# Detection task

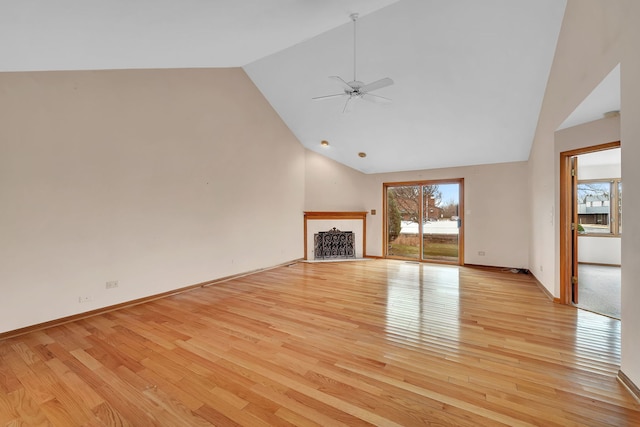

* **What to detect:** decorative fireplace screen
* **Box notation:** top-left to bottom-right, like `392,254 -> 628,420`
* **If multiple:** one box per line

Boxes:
314,228 -> 356,260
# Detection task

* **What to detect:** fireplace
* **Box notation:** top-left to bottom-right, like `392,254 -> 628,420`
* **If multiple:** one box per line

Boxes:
303,211 -> 367,260
314,228 -> 356,260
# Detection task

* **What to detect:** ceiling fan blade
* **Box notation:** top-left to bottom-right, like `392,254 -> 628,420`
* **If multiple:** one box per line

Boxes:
330,76 -> 354,91
343,97 -> 355,114
360,77 -> 394,93
312,93 -> 346,100
362,93 -> 392,103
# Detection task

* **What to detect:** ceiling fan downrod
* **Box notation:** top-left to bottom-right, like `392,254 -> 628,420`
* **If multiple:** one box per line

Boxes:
351,13 -> 358,83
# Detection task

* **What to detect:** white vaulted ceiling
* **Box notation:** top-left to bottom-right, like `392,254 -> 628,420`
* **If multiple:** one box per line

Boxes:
0,0 -> 590,174
0,0 -> 399,71
245,0 -> 567,173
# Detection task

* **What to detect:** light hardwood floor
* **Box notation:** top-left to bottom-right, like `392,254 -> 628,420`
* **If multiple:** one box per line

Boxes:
1,260 -> 638,426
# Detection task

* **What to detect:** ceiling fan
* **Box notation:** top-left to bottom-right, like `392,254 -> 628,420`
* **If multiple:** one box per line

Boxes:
313,13 -> 394,113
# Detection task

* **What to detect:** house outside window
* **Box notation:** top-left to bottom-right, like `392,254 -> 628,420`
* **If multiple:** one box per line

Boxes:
577,179 -> 622,235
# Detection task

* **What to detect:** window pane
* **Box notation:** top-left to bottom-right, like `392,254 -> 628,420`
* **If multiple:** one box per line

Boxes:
423,183 -> 459,262
387,186 -> 420,258
577,181 -> 611,234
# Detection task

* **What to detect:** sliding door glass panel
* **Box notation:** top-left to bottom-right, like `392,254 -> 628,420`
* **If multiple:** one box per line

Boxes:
387,185 -> 420,259
422,183 -> 459,262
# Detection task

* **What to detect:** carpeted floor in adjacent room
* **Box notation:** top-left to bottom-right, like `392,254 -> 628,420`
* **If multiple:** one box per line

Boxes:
577,263 -> 621,319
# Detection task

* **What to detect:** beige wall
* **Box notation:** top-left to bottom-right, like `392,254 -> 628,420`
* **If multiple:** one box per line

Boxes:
529,0 -> 640,385
554,116 -> 621,266
304,149 -> 369,212
0,68 -> 305,333
305,150 -> 529,268
529,1 -> 622,294
620,0 -> 640,385
530,5 -> 615,295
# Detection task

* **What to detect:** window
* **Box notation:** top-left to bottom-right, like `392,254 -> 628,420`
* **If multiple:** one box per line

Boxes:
577,179 -> 622,236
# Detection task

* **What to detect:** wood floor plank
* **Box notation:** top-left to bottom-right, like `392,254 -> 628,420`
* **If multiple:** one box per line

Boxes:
45,357 -> 105,410
1,260 -> 639,425
92,400 -> 131,427
251,383 -> 361,427
7,387 -> 51,426
0,389 -> 19,425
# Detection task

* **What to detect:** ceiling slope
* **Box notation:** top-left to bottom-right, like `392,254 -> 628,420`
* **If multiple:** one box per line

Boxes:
245,0 -> 567,173
0,0 -> 398,71
1,0 -> 572,174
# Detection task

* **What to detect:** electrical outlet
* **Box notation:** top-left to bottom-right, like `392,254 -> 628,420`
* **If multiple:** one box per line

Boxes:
106,280 -> 118,289
478,251 -> 485,256
78,296 -> 92,303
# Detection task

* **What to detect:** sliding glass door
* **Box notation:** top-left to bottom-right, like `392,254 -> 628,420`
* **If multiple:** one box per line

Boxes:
386,185 -> 421,259
385,180 -> 463,264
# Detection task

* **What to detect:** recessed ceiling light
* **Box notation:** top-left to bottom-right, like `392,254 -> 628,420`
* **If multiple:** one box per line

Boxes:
358,152 -> 367,158
320,140 -> 330,147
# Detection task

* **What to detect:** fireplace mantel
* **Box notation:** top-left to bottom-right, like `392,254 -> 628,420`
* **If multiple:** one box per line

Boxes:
303,211 -> 367,260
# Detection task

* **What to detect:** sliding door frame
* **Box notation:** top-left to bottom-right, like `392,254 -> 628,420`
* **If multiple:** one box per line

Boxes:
383,178 -> 464,266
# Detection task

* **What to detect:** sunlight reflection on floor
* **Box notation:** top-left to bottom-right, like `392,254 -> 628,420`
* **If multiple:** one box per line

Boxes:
385,262 -> 461,344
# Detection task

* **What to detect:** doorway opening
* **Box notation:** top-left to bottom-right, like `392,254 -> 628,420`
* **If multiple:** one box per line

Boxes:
384,179 -> 464,265
560,142 -> 621,318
